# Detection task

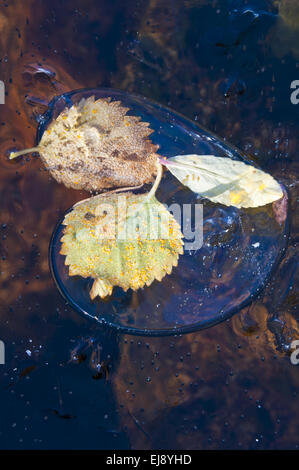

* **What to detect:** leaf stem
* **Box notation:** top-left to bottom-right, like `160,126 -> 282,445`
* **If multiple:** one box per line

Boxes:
145,159 -> 163,201
9,147 -> 40,160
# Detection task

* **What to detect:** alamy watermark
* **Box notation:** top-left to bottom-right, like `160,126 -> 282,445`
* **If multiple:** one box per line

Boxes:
89,198 -> 203,251
290,80 -> 299,104
290,340 -> 299,365
0,340 -> 5,365
0,80 -> 4,104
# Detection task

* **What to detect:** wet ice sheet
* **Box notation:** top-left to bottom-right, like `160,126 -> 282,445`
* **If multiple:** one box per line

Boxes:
48,89 -> 288,334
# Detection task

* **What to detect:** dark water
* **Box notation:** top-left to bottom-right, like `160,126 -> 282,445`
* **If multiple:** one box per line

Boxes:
0,0 -> 298,449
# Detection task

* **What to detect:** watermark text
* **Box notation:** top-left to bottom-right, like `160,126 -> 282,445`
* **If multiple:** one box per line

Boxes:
0,340 -> 5,365
0,80 -> 4,104
290,340 -> 299,365
89,197 -> 203,251
290,80 -> 299,104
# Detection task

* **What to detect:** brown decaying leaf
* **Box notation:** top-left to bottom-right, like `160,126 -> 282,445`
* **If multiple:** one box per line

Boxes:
10,96 -> 159,192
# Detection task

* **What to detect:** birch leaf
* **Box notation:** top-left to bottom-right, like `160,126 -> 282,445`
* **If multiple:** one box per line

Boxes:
9,96 -> 159,192
160,154 -> 283,208
60,191 -> 184,300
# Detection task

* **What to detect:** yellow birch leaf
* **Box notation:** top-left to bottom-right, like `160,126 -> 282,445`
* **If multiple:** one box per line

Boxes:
60,191 -> 184,300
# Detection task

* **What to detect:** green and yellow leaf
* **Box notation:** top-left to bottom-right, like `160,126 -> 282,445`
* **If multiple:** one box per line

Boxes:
60,191 -> 184,300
